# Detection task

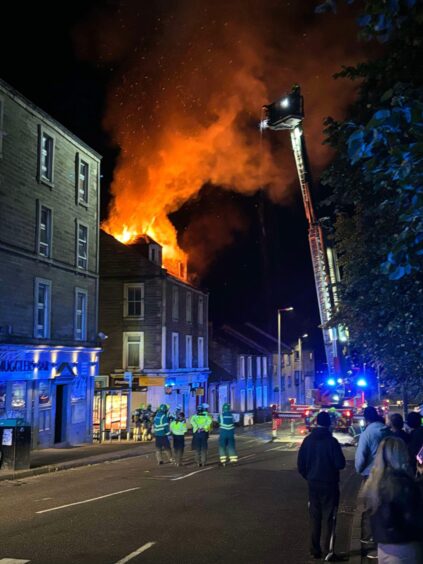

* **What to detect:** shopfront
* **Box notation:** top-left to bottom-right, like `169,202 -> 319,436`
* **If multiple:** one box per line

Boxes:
0,345 -> 100,448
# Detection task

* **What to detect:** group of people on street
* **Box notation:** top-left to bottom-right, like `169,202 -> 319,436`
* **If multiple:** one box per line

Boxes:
152,402 -> 238,468
298,405 -> 423,562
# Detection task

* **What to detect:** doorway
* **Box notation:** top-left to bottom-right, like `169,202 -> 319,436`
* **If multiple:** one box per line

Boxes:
54,384 -> 67,444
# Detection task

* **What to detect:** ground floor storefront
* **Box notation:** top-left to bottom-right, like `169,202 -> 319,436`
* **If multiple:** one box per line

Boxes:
0,344 -> 100,448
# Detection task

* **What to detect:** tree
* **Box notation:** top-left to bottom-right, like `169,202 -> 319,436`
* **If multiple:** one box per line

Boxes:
317,0 -> 423,402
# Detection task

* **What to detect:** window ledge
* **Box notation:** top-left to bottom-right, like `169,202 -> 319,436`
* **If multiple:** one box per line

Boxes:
39,177 -> 54,189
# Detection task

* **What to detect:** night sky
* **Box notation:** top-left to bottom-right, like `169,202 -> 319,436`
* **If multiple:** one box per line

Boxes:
1,1 -> 371,368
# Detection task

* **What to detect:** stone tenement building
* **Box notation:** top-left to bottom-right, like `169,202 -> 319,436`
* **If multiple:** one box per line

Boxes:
0,79 -> 101,448
99,231 -> 209,418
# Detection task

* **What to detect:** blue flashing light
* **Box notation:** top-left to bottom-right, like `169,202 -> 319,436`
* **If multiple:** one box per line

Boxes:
327,378 -> 336,386
357,378 -> 367,387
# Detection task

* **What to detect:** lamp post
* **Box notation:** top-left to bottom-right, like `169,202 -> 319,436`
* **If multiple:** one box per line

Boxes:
298,333 -> 308,404
278,307 -> 294,409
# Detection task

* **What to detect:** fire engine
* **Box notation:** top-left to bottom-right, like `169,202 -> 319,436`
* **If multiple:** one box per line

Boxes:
304,405 -> 355,433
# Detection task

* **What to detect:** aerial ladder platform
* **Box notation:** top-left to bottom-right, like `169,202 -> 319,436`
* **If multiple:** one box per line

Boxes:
262,86 -> 347,376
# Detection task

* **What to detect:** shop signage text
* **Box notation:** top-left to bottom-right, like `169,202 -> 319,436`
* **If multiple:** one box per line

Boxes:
0,360 -> 50,373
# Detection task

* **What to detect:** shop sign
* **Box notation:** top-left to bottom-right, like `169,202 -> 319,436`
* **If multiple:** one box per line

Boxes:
0,359 -> 50,373
138,376 -> 165,387
196,387 -> 205,396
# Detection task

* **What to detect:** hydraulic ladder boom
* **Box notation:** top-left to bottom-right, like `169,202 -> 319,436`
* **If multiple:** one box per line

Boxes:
263,86 -> 340,376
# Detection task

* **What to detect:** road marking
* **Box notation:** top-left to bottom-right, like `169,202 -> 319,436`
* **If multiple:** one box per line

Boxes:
238,454 -> 256,460
0,559 -> 30,563
35,487 -> 140,514
114,542 -> 156,563
171,466 -> 214,481
265,446 -> 283,451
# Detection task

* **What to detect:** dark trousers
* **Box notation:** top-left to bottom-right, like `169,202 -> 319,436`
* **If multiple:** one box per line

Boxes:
308,482 -> 339,555
155,435 -> 172,463
173,435 -> 185,465
192,431 -> 208,465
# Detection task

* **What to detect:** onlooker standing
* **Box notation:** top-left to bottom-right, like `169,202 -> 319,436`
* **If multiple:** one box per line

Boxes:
170,411 -> 187,467
406,412 -> 423,475
355,406 -> 391,544
363,436 -> 423,563
297,411 -> 346,560
389,413 -> 410,444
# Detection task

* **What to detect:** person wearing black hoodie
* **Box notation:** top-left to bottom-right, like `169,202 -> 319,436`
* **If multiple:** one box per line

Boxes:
297,411 -> 346,559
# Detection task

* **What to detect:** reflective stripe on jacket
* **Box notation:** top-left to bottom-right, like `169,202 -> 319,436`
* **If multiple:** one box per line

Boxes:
191,414 -> 212,433
170,420 -> 187,435
153,413 -> 170,436
219,412 -> 235,431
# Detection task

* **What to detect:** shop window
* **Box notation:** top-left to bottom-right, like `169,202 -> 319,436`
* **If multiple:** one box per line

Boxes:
263,385 -> 268,407
262,357 -> 268,377
0,381 -> 6,417
124,284 -> 144,318
256,386 -> 262,407
39,409 -> 51,431
39,381 -> 51,406
11,381 -> 26,411
247,388 -> 254,410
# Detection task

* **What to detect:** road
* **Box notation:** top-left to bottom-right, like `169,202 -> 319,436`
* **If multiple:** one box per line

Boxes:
0,430 -> 360,564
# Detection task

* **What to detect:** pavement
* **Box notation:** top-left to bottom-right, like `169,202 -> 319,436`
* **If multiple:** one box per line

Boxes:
0,424 -> 363,563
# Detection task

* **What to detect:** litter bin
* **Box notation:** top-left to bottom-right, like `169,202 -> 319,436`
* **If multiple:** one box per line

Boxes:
0,419 -> 31,471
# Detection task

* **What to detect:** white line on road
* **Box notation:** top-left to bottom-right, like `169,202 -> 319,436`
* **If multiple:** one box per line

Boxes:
35,487 -> 140,514
171,466 -> 214,481
114,542 -> 156,564
265,446 -> 284,451
0,559 -> 30,563
238,454 -> 256,460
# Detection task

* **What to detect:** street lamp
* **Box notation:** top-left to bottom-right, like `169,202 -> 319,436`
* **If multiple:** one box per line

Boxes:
277,307 -> 294,409
298,333 -> 308,404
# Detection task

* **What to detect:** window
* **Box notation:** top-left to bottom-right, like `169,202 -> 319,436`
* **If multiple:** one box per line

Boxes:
124,284 -> 144,318
186,291 -> 192,323
262,357 -> 268,378
247,356 -> 252,378
256,357 -> 261,379
0,97 -> 4,156
75,288 -> 88,341
185,335 -> 192,369
288,375 -> 292,388
239,356 -> 246,379
39,409 -> 51,432
295,350 -> 300,361
149,244 -> 162,266
247,388 -> 254,410
39,129 -> 54,183
77,222 -> 88,269
34,278 -> 51,338
198,295 -> 204,325
197,337 -> 204,368
263,385 -> 268,407
123,332 -> 144,369
294,370 -> 300,387
78,158 -> 89,204
240,389 -> 246,411
38,204 -> 52,257
172,332 -> 179,369
172,286 -> 179,321
256,386 -> 263,407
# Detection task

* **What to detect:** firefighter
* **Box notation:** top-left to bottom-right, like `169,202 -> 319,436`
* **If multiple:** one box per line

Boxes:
153,404 -> 173,465
170,411 -> 187,466
190,404 -> 213,467
218,403 -> 238,466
